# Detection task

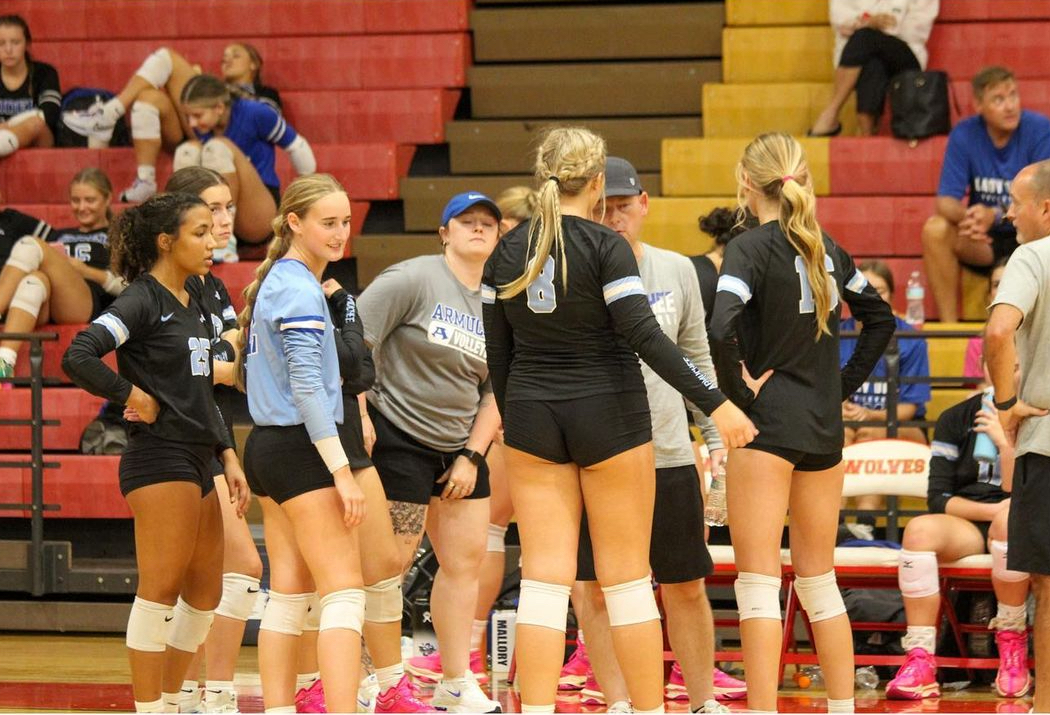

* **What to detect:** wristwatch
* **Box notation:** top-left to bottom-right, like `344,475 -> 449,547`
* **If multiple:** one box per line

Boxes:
458,448 -> 484,467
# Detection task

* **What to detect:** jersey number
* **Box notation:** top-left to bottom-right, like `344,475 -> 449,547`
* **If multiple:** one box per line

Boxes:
66,243 -> 91,262
188,337 -> 211,377
793,255 -> 839,314
526,256 -> 557,314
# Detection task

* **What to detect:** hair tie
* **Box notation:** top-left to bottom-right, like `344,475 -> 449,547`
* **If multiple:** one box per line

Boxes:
548,175 -> 560,185
781,175 -> 795,184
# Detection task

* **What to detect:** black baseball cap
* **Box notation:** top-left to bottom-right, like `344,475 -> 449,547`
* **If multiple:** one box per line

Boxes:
604,156 -> 644,197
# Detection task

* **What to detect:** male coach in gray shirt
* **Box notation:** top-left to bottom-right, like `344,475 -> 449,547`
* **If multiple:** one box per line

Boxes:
986,159 -> 1050,712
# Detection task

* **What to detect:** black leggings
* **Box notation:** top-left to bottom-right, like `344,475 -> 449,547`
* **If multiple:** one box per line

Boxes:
839,28 -> 921,117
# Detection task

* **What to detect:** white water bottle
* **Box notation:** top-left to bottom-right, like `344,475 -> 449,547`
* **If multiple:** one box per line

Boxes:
704,460 -> 728,527
905,271 -> 925,328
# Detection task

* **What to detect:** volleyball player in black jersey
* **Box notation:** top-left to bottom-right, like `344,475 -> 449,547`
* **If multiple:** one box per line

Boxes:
483,126 -> 757,713
62,193 -> 249,714
709,133 -> 895,713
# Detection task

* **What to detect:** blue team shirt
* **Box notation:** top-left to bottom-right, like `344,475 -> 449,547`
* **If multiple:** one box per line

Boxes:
840,316 -> 930,418
245,259 -> 343,439
195,98 -> 297,190
938,110 -> 1050,210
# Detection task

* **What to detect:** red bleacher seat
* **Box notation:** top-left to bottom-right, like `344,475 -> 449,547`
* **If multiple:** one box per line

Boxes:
818,196 -> 932,257
829,137 -> 947,196
938,1 -> 1050,23
927,22 -> 1050,80
9,323 -> 115,382
0,388 -> 106,451
0,454 -> 125,519
32,34 -> 468,92
9,0 -> 469,40
282,89 -> 461,145
275,144 -> 414,201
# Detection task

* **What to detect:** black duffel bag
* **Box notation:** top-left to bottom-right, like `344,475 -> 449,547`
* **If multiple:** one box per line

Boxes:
889,70 -> 951,141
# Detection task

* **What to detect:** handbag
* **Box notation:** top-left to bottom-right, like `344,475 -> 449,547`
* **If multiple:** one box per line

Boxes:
889,70 -> 951,141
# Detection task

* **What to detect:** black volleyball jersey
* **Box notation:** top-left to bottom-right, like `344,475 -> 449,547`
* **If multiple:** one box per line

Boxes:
482,215 -> 726,416
62,274 -> 232,452
186,272 -> 238,362
0,208 -> 51,265
709,221 -> 894,454
49,226 -> 110,270
927,393 -> 1009,515
690,253 -> 719,330
327,287 -> 375,396
0,60 -> 61,134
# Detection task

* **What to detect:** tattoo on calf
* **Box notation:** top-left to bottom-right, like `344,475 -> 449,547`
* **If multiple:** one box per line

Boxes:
389,501 -> 427,536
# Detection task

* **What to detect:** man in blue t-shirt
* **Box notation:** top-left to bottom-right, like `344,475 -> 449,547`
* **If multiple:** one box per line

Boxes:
922,65 -> 1050,322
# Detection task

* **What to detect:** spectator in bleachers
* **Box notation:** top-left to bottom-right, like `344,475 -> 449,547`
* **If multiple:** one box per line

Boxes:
883,364 -> 1027,700
691,207 -> 757,329
0,168 -> 123,379
922,65 -> 1050,322
0,14 -> 61,157
962,257 -> 1007,385
0,194 -> 51,312
221,42 -> 283,114
495,185 -> 536,234
809,0 -> 938,137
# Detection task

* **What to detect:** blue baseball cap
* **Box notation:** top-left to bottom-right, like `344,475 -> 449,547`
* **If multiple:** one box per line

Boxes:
441,191 -> 502,227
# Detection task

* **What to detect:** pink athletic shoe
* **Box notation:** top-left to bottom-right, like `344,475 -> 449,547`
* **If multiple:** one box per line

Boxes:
665,661 -> 689,700
375,675 -> 435,713
579,673 -> 605,706
994,630 -> 1032,698
405,649 -> 488,685
886,648 -> 940,700
295,678 -> 327,713
559,638 -> 591,691
712,666 -> 747,701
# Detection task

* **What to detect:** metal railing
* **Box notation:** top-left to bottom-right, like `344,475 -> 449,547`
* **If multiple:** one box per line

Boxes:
0,332 -> 62,596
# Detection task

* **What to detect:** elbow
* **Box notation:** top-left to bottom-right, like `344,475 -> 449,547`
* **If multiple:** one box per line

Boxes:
984,321 -> 1013,351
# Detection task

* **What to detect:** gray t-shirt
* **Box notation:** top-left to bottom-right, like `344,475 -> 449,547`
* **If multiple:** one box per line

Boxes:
359,255 -> 490,452
637,243 -> 724,469
992,237 -> 1050,458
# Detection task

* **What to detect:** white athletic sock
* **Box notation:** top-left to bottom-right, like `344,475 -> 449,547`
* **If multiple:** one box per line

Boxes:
160,691 -> 180,712
101,97 -> 126,124
991,602 -> 1028,632
827,697 -> 855,713
901,625 -> 937,654
180,679 -> 198,692
471,618 -> 487,651
0,129 -> 18,157
0,347 -> 17,368
137,165 -> 157,183
296,671 -> 320,691
375,662 -> 404,692
204,679 -> 235,695
134,699 -> 165,713
520,705 -> 555,713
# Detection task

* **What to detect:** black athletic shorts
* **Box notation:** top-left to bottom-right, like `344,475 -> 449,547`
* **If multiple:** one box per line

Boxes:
88,281 -> 114,321
502,391 -> 652,468
244,420 -> 370,504
962,226 -> 1018,273
118,431 -> 215,497
265,184 -> 281,208
743,443 -> 842,472
577,464 -> 714,584
368,403 -> 490,505
1007,453 -> 1050,574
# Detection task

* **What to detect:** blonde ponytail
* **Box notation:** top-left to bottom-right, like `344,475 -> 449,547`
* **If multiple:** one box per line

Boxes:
499,126 -> 606,299
234,173 -> 348,391
736,132 -> 832,340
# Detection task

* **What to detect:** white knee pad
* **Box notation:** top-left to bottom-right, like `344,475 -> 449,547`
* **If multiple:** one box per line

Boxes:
260,591 -> 312,636
9,274 -> 47,319
898,550 -> 940,598
167,596 -> 215,653
214,573 -> 261,622
7,108 -> 44,127
0,128 -> 17,157
991,540 -> 1030,583
6,236 -> 43,273
487,523 -> 508,553
126,596 -> 175,653
734,572 -> 782,621
319,588 -> 366,634
201,139 -> 236,175
173,141 -> 203,171
517,579 -> 571,632
135,48 -> 174,88
365,576 -> 403,624
603,576 -> 661,627
303,592 -> 321,632
130,101 -> 161,141
794,570 -> 847,623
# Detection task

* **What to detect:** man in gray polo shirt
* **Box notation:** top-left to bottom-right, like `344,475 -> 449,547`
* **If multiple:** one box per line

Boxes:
573,157 -> 745,713
986,159 -> 1050,712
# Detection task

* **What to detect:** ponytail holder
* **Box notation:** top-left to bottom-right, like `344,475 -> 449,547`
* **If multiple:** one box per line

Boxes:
781,175 -> 795,184
548,176 -> 560,185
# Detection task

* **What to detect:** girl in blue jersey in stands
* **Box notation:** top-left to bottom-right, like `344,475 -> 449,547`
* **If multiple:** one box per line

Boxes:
234,174 -> 364,714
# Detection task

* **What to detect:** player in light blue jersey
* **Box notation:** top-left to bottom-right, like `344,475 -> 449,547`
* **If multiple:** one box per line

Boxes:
234,174 -> 364,714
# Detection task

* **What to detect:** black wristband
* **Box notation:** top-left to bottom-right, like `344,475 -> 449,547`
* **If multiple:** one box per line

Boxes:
458,448 -> 484,467
994,395 -> 1017,411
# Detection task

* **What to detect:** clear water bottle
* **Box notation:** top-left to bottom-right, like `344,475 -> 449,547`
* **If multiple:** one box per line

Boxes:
905,271 -> 925,328
855,665 -> 880,689
704,460 -> 728,527
794,665 -> 822,688
973,388 -> 999,464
